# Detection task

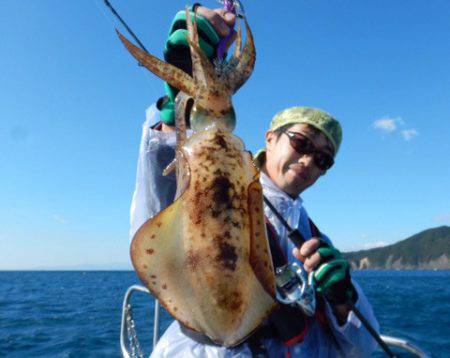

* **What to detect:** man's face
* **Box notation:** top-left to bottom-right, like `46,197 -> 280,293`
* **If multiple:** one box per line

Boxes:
263,123 -> 335,198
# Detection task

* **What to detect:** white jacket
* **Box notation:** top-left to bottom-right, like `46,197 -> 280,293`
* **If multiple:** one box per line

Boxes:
130,106 -> 380,357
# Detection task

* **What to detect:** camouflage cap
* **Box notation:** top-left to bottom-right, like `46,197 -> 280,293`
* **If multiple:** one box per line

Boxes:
270,106 -> 342,153
254,106 -> 342,167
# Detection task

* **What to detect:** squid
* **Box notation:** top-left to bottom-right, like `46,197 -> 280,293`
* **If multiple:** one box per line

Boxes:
118,9 -> 277,347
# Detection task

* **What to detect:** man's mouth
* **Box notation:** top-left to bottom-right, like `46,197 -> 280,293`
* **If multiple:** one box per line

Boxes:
289,166 -> 309,181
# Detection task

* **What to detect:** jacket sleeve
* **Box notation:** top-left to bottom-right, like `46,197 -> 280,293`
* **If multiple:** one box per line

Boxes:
129,104 -> 177,239
325,280 -> 380,356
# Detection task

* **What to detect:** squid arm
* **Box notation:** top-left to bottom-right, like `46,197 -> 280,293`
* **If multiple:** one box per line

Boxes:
116,30 -> 196,97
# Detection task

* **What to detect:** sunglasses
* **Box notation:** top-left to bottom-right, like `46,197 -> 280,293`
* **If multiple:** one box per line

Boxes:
283,131 -> 334,170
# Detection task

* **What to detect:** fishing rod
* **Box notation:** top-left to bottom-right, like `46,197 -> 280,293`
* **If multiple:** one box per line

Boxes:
104,0 -> 245,58
263,195 -> 398,358
103,0 -> 148,55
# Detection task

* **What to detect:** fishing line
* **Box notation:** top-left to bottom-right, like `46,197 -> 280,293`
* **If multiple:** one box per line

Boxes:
93,0 -> 116,28
93,0 -> 159,98
103,0 -> 149,53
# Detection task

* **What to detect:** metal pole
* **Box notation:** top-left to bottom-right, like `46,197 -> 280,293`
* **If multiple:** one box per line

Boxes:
153,300 -> 160,349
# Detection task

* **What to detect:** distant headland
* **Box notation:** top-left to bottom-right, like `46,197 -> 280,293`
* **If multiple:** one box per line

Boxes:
344,226 -> 450,270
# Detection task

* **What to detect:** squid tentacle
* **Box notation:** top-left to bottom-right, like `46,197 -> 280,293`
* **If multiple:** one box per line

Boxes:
226,18 -> 255,93
116,30 -> 196,98
184,8 -> 220,89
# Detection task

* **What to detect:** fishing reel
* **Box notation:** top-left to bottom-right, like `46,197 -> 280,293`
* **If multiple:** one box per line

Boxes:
275,263 -> 316,316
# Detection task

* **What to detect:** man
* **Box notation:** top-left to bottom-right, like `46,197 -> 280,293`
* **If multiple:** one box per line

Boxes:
130,5 -> 379,357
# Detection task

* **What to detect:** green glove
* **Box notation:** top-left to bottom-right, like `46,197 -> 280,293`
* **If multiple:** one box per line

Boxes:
159,7 -> 221,125
314,240 -> 357,305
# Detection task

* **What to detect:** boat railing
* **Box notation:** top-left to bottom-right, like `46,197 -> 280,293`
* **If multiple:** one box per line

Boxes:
120,285 -> 151,358
120,285 -> 430,358
378,335 -> 430,357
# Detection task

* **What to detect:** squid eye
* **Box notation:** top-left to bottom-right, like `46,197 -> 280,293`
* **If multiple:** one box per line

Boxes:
223,107 -> 236,132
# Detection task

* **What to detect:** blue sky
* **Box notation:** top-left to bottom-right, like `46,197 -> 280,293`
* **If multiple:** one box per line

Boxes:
1,0 -> 449,269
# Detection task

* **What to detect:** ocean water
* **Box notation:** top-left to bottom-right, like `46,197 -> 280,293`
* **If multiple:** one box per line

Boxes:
0,270 -> 449,357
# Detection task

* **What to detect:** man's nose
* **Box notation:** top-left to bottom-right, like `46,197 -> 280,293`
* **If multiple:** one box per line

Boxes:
299,153 -> 315,168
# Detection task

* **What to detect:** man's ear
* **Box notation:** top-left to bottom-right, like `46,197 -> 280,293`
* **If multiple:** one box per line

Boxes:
265,130 -> 276,152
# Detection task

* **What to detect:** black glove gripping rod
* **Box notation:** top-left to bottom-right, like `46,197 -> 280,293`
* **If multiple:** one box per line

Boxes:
263,195 -> 397,357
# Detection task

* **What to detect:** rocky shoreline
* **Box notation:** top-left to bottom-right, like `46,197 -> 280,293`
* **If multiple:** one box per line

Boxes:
348,254 -> 450,270
343,226 -> 450,270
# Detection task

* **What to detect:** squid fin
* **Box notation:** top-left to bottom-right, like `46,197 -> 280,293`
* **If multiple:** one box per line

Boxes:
130,194 -> 202,333
247,179 -> 276,298
220,266 -> 277,347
